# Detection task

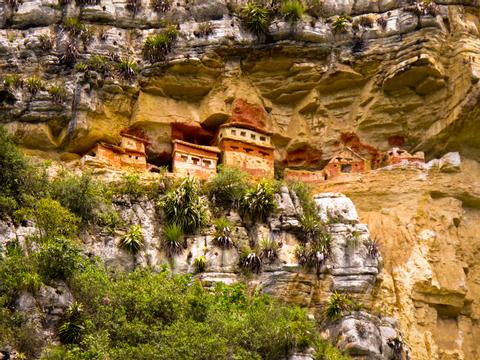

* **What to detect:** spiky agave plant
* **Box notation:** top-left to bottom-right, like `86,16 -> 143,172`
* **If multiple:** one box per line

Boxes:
142,26 -> 178,63
281,0 -> 305,22
58,302 -> 85,344
116,58 -> 138,81
162,223 -> 184,258
240,2 -> 270,36
324,291 -> 352,321
239,248 -> 262,274
240,180 -> 276,223
213,217 -> 233,248
193,255 -> 207,273
119,224 -> 143,254
159,176 -> 208,233
259,237 -> 279,263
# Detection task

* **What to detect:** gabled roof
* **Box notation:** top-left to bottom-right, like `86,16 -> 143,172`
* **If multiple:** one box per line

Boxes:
120,131 -> 150,144
173,140 -> 221,154
328,146 -> 366,163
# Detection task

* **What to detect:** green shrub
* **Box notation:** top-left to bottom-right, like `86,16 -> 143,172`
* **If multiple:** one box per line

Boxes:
24,76 -> 43,94
116,58 -> 138,81
142,26 -> 178,63
281,0 -> 305,22
159,177 -> 208,233
162,223 -> 184,257
259,238 -> 278,263
50,171 -> 111,223
87,54 -> 112,74
74,62 -> 87,72
324,291 -> 353,321
27,198 -> 80,239
21,272 -> 42,294
35,237 -> 82,281
193,256 -> 207,273
3,74 -> 22,89
206,166 -> 248,211
332,15 -> 350,33
150,0 -> 171,12
58,302 -> 85,344
0,126 -> 28,209
119,225 -> 143,254
97,207 -> 123,236
240,180 -> 276,222
239,247 -> 261,274
241,2 -> 270,35
213,217 -> 233,248
298,213 -> 329,243
62,17 -> 87,37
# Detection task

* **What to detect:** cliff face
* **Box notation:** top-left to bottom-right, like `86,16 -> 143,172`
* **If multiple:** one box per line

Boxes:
1,0 -> 480,359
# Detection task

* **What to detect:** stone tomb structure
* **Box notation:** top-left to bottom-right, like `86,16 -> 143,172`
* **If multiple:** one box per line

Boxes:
215,123 -> 274,178
82,132 -> 149,170
385,147 -> 425,166
323,147 -> 367,179
284,168 -> 325,183
172,139 -> 220,179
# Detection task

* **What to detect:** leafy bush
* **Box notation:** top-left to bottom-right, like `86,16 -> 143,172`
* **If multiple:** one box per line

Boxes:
117,58 -> 138,81
206,166 -> 248,211
241,2 -> 270,35
213,217 -> 233,248
26,198 -> 80,239
239,248 -> 262,273
142,26 -> 178,63
0,126 -> 28,208
58,302 -> 85,344
50,171 -> 111,223
240,180 -> 276,222
34,237 -> 82,281
150,0 -> 171,12
298,213 -> 327,242
3,74 -> 22,88
259,238 -> 278,263
48,85 -> 67,104
159,177 -> 208,233
87,54 -> 112,74
332,15 -> 350,33
281,0 -> 305,22
119,225 -> 143,254
324,291 -> 352,320
162,223 -> 184,257
24,76 -> 43,94
74,62 -> 87,72
21,271 -> 42,294
193,256 -> 207,273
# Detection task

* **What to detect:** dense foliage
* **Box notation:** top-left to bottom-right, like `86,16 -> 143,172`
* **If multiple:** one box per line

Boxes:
0,129 -> 351,359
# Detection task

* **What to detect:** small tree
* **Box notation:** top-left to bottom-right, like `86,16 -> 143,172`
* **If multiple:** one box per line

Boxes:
29,198 -> 80,239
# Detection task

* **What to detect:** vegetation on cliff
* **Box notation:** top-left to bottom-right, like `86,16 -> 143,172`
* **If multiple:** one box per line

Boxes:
0,127 -> 351,359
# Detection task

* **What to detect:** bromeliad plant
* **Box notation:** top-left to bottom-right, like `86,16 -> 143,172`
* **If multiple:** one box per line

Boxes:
206,166 -> 248,211
240,2 -> 270,36
213,217 -> 234,248
332,15 -> 350,33
58,302 -> 85,344
142,25 -> 178,63
162,223 -> 184,258
281,0 -> 305,22
159,176 -> 208,234
239,247 -> 262,274
116,58 -> 138,81
295,237 -> 331,273
259,237 -> 279,263
240,180 -> 276,223
119,224 -> 144,254
193,256 -> 207,273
